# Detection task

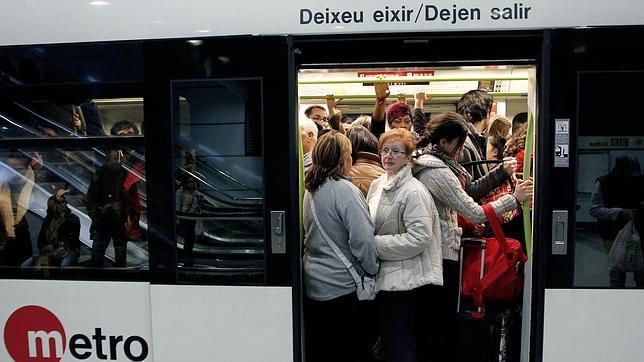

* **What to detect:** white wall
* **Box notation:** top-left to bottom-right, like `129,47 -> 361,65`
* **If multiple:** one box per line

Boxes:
543,289 -> 644,362
150,285 -> 293,362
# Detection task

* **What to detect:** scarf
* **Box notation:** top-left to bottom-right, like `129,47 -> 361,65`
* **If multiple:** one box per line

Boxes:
424,144 -> 471,189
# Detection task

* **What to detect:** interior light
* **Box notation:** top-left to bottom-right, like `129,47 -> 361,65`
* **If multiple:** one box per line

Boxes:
187,40 -> 203,46
196,29 -> 211,33
89,1 -> 111,6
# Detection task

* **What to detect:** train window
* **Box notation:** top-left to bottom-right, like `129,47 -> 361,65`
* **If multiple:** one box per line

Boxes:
0,98 -> 144,138
0,145 -> 148,273
172,79 -> 264,284
574,71 -> 644,288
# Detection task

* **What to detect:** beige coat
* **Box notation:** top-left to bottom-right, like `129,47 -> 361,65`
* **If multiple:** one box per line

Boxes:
367,165 -> 443,292
349,152 -> 385,198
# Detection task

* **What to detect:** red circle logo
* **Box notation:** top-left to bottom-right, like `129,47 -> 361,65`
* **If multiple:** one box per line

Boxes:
4,305 -> 66,362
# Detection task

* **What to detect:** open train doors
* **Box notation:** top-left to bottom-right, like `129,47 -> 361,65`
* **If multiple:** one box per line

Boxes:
537,27 -> 644,362
144,36 -> 301,361
294,31 -> 541,361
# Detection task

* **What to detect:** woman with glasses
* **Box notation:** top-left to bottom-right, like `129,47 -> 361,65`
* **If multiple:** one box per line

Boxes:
412,112 -> 533,361
303,131 -> 379,362
366,128 -> 442,362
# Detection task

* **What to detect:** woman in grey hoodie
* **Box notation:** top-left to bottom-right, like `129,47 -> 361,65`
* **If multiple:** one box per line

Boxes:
412,112 -> 533,361
303,131 -> 380,362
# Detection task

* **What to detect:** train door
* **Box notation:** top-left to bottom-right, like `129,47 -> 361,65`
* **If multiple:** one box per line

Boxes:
295,32 -> 542,361
536,27 -> 644,362
143,36 -> 301,361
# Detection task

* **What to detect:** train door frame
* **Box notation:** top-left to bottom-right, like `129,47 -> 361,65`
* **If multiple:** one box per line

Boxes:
293,30 -> 545,362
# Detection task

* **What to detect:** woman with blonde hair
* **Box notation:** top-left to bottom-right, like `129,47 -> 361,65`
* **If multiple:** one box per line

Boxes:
303,131 -> 379,362
486,115 -> 511,161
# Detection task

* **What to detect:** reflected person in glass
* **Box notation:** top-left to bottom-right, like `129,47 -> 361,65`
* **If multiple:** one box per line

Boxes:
589,155 -> 644,287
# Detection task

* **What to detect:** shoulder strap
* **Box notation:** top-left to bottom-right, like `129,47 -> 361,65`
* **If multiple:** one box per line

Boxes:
482,203 -> 509,253
306,192 -> 364,285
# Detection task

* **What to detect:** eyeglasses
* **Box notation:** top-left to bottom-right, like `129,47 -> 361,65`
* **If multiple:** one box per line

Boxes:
380,148 -> 407,157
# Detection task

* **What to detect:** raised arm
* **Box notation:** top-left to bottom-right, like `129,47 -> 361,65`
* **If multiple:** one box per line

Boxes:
371,82 -> 390,138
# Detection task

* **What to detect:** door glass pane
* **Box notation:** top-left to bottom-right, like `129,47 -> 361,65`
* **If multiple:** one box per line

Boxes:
172,80 -> 264,284
575,71 -> 644,288
0,145 -> 148,273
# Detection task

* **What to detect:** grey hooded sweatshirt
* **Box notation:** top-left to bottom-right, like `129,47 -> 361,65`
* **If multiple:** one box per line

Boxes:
303,177 -> 380,301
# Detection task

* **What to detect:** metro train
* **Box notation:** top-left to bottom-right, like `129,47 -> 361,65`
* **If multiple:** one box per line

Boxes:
0,1 -> 643,361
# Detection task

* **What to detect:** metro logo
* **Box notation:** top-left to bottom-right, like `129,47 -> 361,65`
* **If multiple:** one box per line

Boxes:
4,306 -> 149,361
4,305 -> 66,362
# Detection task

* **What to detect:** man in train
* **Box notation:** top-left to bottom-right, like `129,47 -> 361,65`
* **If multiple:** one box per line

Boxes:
304,105 -> 328,132
299,118 -> 318,174
456,89 -> 494,180
453,90 -> 521,202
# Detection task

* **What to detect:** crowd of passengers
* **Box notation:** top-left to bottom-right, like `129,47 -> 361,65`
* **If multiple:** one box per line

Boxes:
0,118 -> 144,269
300,85 -> 533,362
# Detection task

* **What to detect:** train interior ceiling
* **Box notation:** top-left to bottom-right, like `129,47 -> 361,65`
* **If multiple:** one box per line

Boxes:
297,65 -> 534,126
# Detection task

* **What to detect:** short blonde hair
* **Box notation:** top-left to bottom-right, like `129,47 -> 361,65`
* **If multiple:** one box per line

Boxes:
379,128 -> 416,154
352,115 -> 372,131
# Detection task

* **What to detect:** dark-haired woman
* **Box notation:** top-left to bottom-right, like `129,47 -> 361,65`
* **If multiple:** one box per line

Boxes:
303,131 -> 380,362
347,125 -> 385,198
412,111 -> 533,361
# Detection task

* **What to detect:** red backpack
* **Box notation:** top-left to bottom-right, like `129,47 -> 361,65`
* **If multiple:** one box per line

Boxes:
460,204 -> 527,317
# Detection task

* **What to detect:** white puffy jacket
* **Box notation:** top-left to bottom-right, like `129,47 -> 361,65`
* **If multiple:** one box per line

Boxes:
367,165 -> 443,292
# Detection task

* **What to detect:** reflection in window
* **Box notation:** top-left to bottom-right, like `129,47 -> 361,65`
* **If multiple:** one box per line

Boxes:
0,98 -> 143,138
0,146 -> 148,271
173,80 -> 264,284
575,72 -> 644,288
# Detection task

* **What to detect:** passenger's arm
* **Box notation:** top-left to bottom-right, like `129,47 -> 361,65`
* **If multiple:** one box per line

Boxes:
339,185 -> 380,275
413,92 -> 432,135
420,167 -> 517,224
589,182 -> 622,221
371,82 -> 389,139
466,163 -> 510,201
60,215 -> 81,249
413,108 -> 428,136
374,189 -> 434,261
85,175 -> 98,220
327,113 -> 344,134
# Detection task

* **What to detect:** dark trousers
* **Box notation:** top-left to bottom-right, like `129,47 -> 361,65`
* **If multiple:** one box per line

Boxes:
304,292 -> 365,362
0,220 -> 32,267
426,260 -> 462,362
91,227 -> 126,267
379,289 -> 418,362
179,219 -> 196,266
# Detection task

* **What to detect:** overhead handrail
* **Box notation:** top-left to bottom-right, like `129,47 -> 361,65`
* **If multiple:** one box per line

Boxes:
298,74 -> 528,85
299,92 -> 527,100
